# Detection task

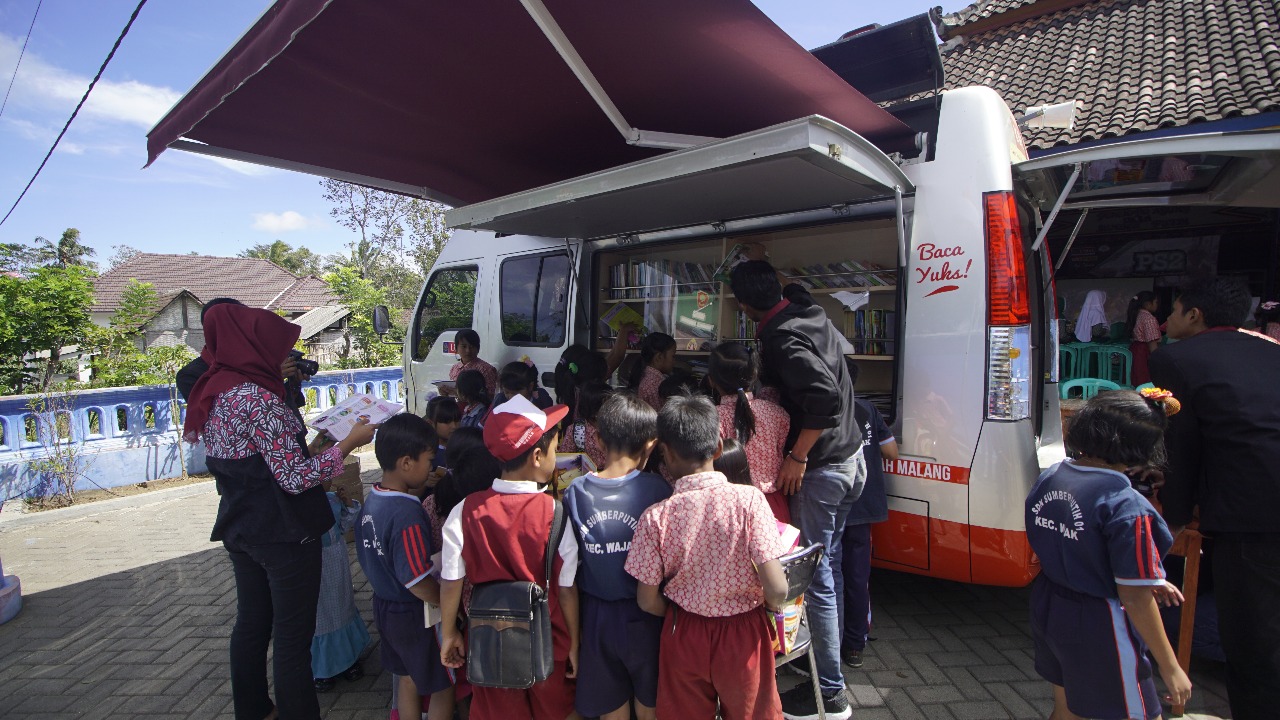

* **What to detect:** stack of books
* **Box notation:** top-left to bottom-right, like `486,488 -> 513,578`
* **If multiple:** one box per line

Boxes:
606,259 -> 717,299
845,308 -> 897,356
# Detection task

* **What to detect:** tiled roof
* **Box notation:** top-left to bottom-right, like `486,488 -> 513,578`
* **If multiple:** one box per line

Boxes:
271,275 -> 337,313
290,305 -> 351,340
93,253 -> 334,313
908,0 -> 1280,150
946,0 -> 1041,27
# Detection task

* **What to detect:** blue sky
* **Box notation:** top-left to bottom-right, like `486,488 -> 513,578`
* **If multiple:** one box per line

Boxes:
0,0 -> 944,264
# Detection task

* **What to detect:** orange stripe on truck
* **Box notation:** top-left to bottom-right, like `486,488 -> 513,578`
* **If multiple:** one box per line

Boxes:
872,511 -> 1039,588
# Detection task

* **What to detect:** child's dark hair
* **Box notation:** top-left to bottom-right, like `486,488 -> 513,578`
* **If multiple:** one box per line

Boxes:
200,297 -> 244,323
658,392 -> 720,463
455,328 -> 481,351
1065,390 -> 1169,467
500,428 -> 560,474
444,426 -> 485,463
500,361 -> 533,395
433,445 -> 501,516
659,371 -> 699,400
730,260 -> 783,311
456,369 -> 489,406
714,437 -> 752,486
426,395 -> 461,426
1176,277 -> 1251,329
596,392 -> 657,456
555,345 -> 607,424
627,332 -> 676,389
576,380 -> 611,424
375,413 -> 438,471
1125,291 -> 1158,341
709,342 -> 758,444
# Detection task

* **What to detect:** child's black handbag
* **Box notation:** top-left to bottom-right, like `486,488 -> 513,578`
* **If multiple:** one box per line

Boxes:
466,498 -> 566,689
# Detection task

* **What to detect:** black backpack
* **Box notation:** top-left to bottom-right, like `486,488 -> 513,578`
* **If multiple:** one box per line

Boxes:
466,498 -> 566,689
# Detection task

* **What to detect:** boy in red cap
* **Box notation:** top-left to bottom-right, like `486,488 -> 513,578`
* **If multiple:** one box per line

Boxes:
437,394 -> 582,720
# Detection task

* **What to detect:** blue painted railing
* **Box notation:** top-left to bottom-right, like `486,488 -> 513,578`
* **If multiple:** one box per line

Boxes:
0,367 -> 405,501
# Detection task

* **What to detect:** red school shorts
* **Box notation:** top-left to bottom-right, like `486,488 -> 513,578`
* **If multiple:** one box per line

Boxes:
469,660 -> 576,720
657,605 -> 783,720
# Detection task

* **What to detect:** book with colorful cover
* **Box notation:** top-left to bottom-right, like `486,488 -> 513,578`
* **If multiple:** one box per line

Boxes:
310,393 -> 402,441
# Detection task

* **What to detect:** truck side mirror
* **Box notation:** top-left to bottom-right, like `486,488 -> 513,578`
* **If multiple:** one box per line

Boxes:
372,305 -> 391,336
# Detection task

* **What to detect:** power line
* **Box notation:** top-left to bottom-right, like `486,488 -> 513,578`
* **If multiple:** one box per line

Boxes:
0,0 -> 44,120
0,0 -> 150,228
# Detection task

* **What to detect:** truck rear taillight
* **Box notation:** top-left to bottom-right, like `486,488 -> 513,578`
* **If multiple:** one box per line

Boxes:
985,191 -> 1032,421
985,191 -> 1030,325
987,325 -> 1032,420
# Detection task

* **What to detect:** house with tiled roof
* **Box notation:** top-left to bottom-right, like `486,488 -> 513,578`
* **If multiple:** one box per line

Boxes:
901,0 -> 1280,318
93,253 -> 340,354
921,0 -> 1280,151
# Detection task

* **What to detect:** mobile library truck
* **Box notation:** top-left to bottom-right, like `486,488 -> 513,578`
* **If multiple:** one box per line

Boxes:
148,1 -> 1280,586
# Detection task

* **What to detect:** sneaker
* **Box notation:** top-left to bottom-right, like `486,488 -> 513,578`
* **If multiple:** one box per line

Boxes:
780,684 -> 852,720
841,648 -> 864,668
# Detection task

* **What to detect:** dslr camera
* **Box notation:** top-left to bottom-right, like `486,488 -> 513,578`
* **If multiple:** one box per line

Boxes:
288,349 -> 320,377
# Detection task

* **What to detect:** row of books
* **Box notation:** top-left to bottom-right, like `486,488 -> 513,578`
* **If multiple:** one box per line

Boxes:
605,259 -> 718,299
788,259 -> 895,288
844,308 -> 896,356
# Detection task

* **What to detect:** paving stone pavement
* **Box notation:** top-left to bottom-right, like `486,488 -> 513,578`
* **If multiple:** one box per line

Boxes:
0,479 -> 1234,719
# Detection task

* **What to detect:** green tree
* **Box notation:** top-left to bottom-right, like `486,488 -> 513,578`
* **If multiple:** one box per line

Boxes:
0,265 -> 96,393
106,244 -> 140,270
239,239 -> 325,276
86,279 -> 160,386
0,242 -> 41,274
323,266 -> 401,368
34,228 -> 96,269
320,178 -> 451,309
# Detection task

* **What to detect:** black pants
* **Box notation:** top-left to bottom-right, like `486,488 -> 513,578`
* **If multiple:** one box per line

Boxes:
1212,533 -> 1280,720
226,538 -> 323,720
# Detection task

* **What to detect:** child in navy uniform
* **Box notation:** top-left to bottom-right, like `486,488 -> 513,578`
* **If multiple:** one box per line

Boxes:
1026,390 -> 1191,720
356,414 -> 456,720
563,393 -> 672,720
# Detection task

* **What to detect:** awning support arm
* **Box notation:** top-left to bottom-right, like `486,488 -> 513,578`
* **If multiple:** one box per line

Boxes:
1030,162 -> 1083,252
1053,208 -> 1090,273
517,0 -> 718,150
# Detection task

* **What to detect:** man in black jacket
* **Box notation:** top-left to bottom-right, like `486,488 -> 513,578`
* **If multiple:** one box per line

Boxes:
1149,277 -> 1280,720
731,260 -> 863,720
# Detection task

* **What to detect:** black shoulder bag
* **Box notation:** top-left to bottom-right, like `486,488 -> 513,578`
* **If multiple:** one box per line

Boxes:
466,498 -> 566,689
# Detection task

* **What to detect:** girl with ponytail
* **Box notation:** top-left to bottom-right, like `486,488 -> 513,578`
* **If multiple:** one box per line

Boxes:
1126,291 -> 1161,385
628,332 -> 676,410
707,342 -> 792,522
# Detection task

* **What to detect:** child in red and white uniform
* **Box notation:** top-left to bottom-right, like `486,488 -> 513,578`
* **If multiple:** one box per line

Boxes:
557,379 -> 611,470
707,342 -> 791,523
627,333 -> 676,411
448,329 -> 499,398
438,395 -> 581,720
625,394 -> 789,720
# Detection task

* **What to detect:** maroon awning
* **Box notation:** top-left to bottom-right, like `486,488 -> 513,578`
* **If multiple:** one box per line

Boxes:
147,0 -> 915,207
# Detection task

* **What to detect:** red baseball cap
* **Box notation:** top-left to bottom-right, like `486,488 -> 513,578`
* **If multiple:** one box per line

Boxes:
483,394 -> 570,462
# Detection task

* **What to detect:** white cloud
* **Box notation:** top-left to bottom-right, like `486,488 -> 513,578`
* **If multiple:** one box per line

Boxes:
3,118 -> 85,154
251,211 -> 323,233
0,34 -> 180,127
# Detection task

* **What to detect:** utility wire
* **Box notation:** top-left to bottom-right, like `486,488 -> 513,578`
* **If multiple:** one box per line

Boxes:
0,0 -> 149,228
0,0 -> 44,120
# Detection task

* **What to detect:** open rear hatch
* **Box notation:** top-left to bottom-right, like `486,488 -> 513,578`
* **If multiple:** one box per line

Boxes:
1017,128 -> 1280,215
445,115 -> 914,241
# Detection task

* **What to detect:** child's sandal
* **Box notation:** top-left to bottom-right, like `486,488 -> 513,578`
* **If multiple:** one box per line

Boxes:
341,662 -> 364,682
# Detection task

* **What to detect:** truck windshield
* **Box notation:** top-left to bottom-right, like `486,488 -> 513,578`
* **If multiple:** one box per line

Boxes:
412,266 -> 479,361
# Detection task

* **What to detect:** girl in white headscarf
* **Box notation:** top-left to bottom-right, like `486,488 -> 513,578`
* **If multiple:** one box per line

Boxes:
1074,290 -> 1109,342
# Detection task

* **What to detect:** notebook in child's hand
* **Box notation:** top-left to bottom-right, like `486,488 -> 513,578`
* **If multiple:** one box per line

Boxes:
600,302 -> 647,335
553,453 -> 598,492
310,393 -> 402,441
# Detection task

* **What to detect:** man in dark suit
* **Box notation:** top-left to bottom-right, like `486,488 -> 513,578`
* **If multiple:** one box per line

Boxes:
1149,277 -> 1280,720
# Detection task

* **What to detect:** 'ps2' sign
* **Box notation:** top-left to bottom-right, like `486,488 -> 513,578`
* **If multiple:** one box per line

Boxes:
1131,250 -> 1187,275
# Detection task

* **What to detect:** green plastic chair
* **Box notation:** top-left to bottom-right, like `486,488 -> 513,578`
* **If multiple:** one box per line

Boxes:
1059,346 -> 1079,380
1110,322 -> 1128,342
1060,378 -> 1121,400
1100,346 -> 1133,386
